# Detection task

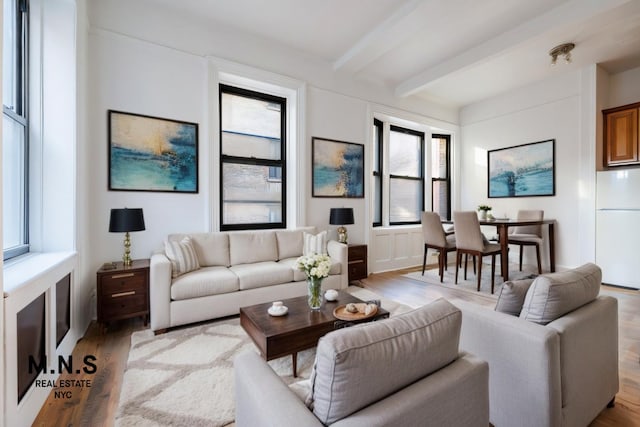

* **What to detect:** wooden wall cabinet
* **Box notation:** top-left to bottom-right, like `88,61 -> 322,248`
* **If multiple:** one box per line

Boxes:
603,102 -> 640,167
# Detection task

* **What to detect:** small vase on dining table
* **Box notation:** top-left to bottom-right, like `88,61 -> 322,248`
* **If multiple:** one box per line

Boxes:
307,277 -> 323,310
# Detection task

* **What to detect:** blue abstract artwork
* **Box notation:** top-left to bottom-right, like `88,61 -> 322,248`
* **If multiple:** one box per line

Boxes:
488,139 -> 555,198
312,137 -> 364,198
109,111 -> 198,193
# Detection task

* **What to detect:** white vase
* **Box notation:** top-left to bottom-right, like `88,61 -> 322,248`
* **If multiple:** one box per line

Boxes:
478,210 -> 487,220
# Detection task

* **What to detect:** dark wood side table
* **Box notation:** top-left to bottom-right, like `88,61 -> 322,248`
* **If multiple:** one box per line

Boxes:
348,244 -> 368,282
97,259 -> 150,331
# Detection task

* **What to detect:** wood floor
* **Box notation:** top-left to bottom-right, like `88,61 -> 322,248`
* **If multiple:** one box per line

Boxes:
33,267 -> 640,426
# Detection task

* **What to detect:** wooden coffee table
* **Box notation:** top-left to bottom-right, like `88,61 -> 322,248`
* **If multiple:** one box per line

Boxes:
240,290 -> 389,377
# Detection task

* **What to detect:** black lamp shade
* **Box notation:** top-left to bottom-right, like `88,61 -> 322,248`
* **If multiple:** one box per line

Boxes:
109,208 -> 146,232
329,208 -> 354,225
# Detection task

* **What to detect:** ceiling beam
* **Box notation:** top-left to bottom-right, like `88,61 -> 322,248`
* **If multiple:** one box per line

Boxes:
395,0 -> 632,98
333,0 -> 425,73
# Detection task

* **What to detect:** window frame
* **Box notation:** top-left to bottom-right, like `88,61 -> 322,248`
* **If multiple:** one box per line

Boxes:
218,83 -> 287,231
431,134 -> 451,221
388,125 -> 425,226
3,0 -> 30,260
372,118 -> 383,227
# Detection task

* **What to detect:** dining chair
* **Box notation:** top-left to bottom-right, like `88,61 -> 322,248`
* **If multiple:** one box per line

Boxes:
421,211 -> 456,282
453,211 -> 502,293
508,210 -> 544,274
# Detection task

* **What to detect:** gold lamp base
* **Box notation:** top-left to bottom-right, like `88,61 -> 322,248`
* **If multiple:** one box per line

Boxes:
337,226 -> 348,244
122,231 -> 132,266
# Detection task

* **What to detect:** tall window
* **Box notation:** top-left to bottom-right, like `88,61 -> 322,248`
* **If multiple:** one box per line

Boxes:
372,119 -> 382,227
389,126 -> 424,224
431,134 -> 451,220
3,0 -> 29,260
219,84 -> 286,230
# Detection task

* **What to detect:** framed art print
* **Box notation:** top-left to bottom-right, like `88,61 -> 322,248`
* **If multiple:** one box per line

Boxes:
108,110 -> 198,193
488,139 -> 555,198
312,137 -> 364,198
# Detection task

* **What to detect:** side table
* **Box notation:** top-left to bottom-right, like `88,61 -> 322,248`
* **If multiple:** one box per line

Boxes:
347,244 -> 368,282
97,259 -> 150,331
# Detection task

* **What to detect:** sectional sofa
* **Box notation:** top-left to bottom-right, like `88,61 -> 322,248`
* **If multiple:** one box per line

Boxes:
150,227 -> 348,333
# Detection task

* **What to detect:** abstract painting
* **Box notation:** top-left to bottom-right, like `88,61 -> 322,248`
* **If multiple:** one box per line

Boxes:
488,139 -> 555,198
109,110 -> 198,193
312,137 -> 364,198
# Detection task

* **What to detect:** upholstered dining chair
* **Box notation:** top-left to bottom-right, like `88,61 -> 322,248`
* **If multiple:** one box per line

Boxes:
508,210 -> 544,274
453,211 -> 502,293
421,211 -> 456,282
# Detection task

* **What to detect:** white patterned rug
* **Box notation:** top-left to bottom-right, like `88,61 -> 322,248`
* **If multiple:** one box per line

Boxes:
115,287 -> 411,426
404,263 -> 539,299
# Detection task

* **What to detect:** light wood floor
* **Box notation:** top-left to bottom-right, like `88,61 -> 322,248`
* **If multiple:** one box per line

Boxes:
33,267 -> 640,426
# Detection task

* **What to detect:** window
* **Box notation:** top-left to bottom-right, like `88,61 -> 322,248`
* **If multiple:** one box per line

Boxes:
389,126 -> 424,224
3,0 -> 29,260
372,119 -> 382,227
431,134 -> 451,220
219,84 -> 286,230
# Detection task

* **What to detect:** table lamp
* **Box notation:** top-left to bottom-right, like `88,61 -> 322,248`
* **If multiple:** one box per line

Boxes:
109,208 -> 145,266
329,208 -> 354,244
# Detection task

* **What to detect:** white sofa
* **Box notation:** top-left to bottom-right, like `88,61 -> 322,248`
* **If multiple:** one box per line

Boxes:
150,227 -> 348,333
456,263 -> 618,427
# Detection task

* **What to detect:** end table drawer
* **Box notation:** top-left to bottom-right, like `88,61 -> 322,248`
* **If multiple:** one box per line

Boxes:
100,273 -> 146,295
348,262 -> 367,281
348,245 -> 367,260
101,292 -> 147,319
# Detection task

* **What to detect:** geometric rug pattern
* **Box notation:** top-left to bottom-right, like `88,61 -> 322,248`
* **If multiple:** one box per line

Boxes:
115,287 -> 411,426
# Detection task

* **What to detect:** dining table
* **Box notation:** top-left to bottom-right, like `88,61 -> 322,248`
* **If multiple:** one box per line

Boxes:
443,218 -> 557,281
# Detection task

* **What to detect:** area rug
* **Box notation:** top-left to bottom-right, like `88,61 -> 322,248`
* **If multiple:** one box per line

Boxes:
404,263 -> 538,299
115,287 -> 411,427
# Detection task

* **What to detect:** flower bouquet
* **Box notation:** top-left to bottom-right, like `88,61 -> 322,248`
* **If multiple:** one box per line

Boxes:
296,253 -> 332,309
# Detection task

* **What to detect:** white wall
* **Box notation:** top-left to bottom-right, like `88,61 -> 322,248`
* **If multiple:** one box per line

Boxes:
460,71 -> 586,270
608,65 -> 640,108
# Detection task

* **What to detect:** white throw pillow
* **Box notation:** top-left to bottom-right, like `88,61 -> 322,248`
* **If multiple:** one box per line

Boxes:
303,231 -> 328,256
165,236 -> 200,278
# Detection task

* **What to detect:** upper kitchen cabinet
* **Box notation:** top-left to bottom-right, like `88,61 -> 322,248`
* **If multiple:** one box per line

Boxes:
603,101 -> 639,167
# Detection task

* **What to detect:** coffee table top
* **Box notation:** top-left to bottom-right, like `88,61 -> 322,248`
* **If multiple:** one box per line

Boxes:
239,290 -> 389,338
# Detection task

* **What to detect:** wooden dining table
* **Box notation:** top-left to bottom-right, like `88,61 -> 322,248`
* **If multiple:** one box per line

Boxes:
444,218 -> 557,281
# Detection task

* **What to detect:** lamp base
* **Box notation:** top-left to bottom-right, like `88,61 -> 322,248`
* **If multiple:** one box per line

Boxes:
123,232 -> 132,266
337,226 -> 348,244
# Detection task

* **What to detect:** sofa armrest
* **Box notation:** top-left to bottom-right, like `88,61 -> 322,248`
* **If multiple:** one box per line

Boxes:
150,252 -> 172,332
455,301 -> 562,427
546,295 -> 618,426
234,351 -> 322,427
327,240 -> 348,289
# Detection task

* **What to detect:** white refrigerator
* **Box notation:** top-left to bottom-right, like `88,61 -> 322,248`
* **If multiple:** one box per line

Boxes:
596,169 -> 640,289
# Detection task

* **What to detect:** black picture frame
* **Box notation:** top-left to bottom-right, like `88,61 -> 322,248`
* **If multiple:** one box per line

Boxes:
108,110 -> 199,193
488,139 -> 555,198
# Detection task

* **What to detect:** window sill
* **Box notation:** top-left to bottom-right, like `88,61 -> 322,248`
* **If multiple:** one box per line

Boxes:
3,251 -> 77,297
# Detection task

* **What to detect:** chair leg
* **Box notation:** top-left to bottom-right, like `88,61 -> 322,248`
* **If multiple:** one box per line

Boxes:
491,254 -> 496,294
535,244 -> 542,274
455,252 -> 460,284
519,244 -> 524,271
473,256 -> 476,274
464,254 -> 468,280
476,257 -> 482,292
422,245 -> 427,276
438,250 -> 445,282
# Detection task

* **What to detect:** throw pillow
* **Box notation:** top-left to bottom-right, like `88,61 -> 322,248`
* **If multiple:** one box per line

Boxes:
165,236 -> 200,278
494,278 -> 535,316
303,231 -> 328,256
519,263 -> 601,324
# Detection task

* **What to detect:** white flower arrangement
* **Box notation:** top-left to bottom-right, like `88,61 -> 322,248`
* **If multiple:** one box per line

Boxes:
296,253 -> 332,280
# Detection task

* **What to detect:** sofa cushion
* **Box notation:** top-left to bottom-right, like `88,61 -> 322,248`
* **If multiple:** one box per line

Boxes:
165,237 -> 200,278
310,298 -> 461,425
230,261 -> 294,290
170,266 -> 239,300
495,278 -> 535,316
276,227 -> 315,260
229,231 -> 278,265
188,233 -> 230,267
520,263 -> 601,325
303,231 -> 327,256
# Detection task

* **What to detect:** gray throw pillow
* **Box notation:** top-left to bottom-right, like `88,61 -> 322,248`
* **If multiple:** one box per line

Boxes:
495,279 -> 535,316
520,263 -> 601,325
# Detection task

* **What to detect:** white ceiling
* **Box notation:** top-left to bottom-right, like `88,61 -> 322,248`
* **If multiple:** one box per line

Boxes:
151,0 -> 640,108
